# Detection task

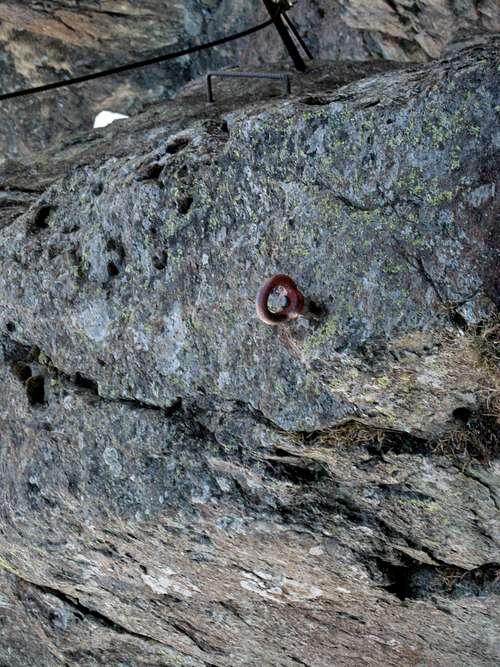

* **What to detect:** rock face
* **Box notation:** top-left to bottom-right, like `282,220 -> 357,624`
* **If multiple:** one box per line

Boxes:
338,0 -> 500,60
0,34 -> 499,667
0,0 -> 370,159
3,1 -> 498,160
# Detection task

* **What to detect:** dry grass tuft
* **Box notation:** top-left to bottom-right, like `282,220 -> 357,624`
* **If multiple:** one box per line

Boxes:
281,313 -> 500,464
475,318 -> 500,417
433,317 -> 500,465
284,419 -> 426,457
313,421 -> 386,449
280,420 -> 386,450
432,412 -> 499,465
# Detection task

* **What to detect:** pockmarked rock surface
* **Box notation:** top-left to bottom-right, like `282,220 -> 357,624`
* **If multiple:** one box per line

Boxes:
0,36 -> 499,666
0,46 -> 498,436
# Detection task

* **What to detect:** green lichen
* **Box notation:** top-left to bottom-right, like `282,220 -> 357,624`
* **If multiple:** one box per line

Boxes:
303,318 -> 338,352
425,188 -> 455,206
398,498 -> 441,513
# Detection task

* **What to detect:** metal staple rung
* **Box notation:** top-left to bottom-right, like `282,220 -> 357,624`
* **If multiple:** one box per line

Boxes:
207,71 -> 291,103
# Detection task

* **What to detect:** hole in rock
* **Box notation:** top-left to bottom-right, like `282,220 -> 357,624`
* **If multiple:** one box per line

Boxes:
379,561 -> 417,601
74,373 -> 99,394
30,205 -> 52,232
12,361 -> 32,383
6,321 -> 16,333
452,407 -> 472,423
107,261 -> 120,277
106,238 -> 126,260
152,252 -> 168,271
165,397 -> 183,416
92,181 -> 103,196
142,163 -> 163,180
177,195 -> 193,215
26,375 -> 45,406
166,137 -> 189,154
307,299 -> 325,319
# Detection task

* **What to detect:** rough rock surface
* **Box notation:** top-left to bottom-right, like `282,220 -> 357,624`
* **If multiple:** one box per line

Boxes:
339,0 -> 500,60
0,35 -> 499,666
3,1 -> 498,159
0,0 -> 370,159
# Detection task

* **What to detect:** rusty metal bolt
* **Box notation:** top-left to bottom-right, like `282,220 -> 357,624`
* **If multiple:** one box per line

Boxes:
255,274 -> 305,325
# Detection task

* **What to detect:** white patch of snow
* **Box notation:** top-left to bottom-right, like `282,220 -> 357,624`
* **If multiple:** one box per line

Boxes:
93,110 -> 129,129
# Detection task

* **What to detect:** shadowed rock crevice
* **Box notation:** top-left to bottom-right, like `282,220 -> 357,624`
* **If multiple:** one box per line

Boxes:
1,333 -> 189,418
11,571 -> 169,645
29,205 -> 53,233
377,559 -> 500,601
25,375 -> 46,406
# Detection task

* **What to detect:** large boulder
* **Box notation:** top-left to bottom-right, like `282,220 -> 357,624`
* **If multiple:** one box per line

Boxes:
0,35 -> 498,666
0,44 -> 498,436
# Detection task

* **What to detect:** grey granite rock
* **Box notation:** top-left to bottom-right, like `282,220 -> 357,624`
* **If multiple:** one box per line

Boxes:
0,46 -> 498,435
0,36 -> 499,667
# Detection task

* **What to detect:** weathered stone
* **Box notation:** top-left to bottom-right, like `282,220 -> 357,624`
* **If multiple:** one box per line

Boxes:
4,1 -> 497,160
0,0 -> 371,159
0,34 -> 499,667
1,332 -> 499,666
0,46 -> 498,436
338,0 -> 500,60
